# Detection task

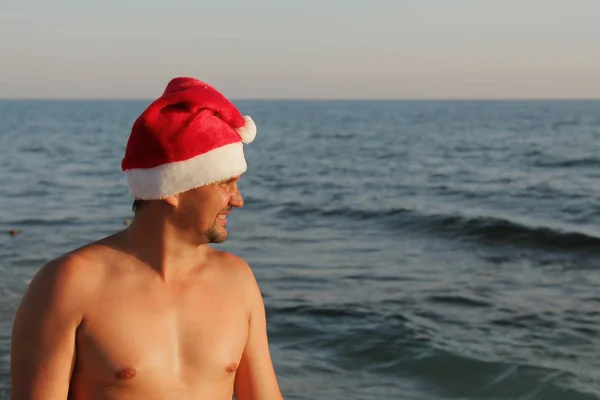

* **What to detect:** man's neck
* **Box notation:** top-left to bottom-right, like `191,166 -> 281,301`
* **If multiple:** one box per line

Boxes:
122,212 -> 211,281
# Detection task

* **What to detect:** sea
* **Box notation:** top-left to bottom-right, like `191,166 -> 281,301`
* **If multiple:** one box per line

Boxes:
0,98 -> 599,399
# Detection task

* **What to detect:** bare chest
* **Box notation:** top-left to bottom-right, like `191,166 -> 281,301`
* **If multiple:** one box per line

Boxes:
72,283 -> 248,391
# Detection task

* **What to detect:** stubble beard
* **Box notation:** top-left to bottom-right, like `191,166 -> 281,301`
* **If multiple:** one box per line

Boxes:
193,222 -> 228,246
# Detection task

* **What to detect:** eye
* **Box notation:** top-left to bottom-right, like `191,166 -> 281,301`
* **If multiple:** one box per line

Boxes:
217,176 -> 239,188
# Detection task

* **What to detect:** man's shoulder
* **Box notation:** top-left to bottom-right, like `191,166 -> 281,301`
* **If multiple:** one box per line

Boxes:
210,249 -> 261,291
46,242 -> 108,275
13,247 -> 104,330
27,244 -> 108,302
212,249 -> 248,267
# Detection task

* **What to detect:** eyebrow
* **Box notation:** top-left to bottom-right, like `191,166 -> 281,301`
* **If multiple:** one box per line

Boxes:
219,177 -> 238,184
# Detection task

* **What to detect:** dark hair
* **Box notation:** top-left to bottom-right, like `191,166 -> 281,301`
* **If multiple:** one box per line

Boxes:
132,199 -> 146,213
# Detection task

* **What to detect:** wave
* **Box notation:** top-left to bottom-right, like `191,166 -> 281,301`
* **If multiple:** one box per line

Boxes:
427,295 -> 492,308
268,303 -> 600,399
277,202 -> 600,253
532,156 -> 600,168
428,212 -> 600,252
276,201 -> 409,220
2,217 -> 82,227
274,304 -> 371,319
387,350 -> 599,400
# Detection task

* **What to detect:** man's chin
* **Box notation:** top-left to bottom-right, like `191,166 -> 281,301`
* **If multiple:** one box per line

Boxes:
209,229 -> 228,244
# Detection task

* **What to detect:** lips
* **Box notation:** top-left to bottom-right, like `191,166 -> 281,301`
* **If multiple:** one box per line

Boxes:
217,212 -> 230,221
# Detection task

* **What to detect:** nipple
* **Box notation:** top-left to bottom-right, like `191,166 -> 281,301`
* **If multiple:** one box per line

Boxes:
226,363 -> 238,373
115,368 -> 137,380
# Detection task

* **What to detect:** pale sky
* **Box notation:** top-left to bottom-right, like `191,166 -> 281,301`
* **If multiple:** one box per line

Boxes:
1,0 -> 599,99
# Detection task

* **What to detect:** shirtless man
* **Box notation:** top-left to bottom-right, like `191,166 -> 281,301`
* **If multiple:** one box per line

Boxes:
10,77 -> 283,399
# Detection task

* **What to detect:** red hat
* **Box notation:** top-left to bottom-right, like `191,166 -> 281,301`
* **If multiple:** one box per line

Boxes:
121,77 -> 256,200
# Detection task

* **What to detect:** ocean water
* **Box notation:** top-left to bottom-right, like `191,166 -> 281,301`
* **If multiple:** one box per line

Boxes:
1,99 -> 600,399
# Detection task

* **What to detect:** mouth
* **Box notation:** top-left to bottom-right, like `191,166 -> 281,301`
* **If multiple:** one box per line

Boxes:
217,212 -> 230,223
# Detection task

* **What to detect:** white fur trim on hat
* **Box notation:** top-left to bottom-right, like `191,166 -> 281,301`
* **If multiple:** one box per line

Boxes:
236,116 -> 257,144
124,142 -> 247,200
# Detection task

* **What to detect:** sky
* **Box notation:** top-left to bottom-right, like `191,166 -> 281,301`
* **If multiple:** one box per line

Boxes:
1,0 -> 599,99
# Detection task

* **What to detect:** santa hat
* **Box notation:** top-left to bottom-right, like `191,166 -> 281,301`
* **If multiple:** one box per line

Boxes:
121,77 -> 256,200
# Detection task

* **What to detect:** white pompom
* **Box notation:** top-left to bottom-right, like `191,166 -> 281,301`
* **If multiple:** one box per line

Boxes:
236,115 -> 257,144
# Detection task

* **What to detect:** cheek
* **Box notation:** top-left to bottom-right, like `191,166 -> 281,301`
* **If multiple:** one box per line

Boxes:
180,203 -> 212,225
201,197 -> 229,219
180,192 -> 229,225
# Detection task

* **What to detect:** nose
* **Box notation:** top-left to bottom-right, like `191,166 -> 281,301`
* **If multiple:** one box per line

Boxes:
229,187 -> 244,208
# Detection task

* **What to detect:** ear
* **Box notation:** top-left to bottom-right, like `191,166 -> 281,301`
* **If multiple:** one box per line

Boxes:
163,195 -> 179,208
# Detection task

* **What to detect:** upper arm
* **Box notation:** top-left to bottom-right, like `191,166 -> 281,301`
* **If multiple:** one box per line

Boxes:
11,257 -> 86,400
233,263 -> 283,400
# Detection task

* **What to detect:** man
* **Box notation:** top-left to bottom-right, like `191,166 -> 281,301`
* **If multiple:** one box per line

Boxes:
10,77 -> 284,399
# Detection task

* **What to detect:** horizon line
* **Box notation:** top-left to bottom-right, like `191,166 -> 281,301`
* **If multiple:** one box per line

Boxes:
1,97 -> 599,102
